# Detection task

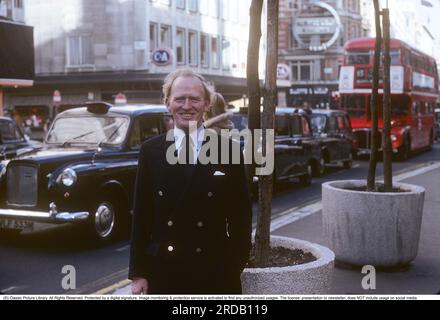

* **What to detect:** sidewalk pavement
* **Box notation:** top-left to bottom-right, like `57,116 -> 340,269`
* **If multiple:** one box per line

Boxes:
109,164 -> 440,295
274,164 -> 440,294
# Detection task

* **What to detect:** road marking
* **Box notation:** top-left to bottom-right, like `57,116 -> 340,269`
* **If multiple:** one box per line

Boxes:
93,279 -> 132,295
0,286 -> 28,294
1,286 -> 17,293
269,161 -> 440,233
68,268 -> 128,295
393,162 -> 440,182
116,245 -> 130,252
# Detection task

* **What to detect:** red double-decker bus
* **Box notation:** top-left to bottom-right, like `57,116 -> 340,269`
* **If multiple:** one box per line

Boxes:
338,37 -> 438,159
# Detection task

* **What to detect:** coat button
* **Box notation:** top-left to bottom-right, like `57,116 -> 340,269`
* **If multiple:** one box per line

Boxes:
158,191 -> 164,197
197,221 -> 204,228
196,248 -> 202,253
168,221 -> 174,227
207,192 -> 213,198
168,246 -> 174,252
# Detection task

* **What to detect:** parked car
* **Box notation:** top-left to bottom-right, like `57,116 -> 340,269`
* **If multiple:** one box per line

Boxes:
309,109 -> 354,170
435,108 -> 440,141
231,107 -> 323,185
0,102 -> 170,241
0,117 -> 36,160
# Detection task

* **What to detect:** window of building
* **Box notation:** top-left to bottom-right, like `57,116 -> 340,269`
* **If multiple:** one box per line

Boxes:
188,30 -> 198,65
230,1 -> 238,23
14,0 -> 23,8
149,23 -> 158,51
211,36 -> 219,68
160,24 -> 172,48
160,0 -> 171,6
288,0 -> 299,10
209,0 -> 219,17
222,37 -> 231,70
176,0 -> 185,9
67,35 -> 93,66
221,0 -> 230,20
176,28 -> 186,64
200,0 -> 209,15
200,33 -> 209,67
291,60 -> 312,81
188,0 -> 198,13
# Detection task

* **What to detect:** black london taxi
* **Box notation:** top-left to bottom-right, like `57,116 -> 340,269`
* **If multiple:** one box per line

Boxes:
231,107 -> 323,186
309,109 -> 354,171
0,117 -> 35,160
0,102 -> 170,241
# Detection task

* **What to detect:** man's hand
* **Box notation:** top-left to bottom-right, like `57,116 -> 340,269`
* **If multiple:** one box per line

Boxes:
131,278 -> 148,295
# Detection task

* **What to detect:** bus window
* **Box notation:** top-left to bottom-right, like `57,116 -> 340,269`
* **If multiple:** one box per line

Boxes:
391,96 -> 410,116
341,95 -> 366,117
346,50 -> 370,65
412,102 -> 419,115
390,50 -> 401,65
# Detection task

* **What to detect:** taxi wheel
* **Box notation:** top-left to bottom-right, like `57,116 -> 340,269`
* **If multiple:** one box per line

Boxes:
299,164 -> 312,186
312,157 -> 326,177
343,153 -> 353,169
88,197 -> 122,243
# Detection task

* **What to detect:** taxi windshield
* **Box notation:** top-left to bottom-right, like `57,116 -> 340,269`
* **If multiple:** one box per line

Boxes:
46,115 -> 130,146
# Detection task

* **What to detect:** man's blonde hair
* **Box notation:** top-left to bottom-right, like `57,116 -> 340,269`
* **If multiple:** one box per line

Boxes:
162,68 -> 214,103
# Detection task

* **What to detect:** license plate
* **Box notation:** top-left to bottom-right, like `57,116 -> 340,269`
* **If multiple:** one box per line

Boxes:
0,219 -> 34,231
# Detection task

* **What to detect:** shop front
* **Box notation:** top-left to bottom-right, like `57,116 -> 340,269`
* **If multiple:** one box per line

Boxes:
285,84 -> 339,110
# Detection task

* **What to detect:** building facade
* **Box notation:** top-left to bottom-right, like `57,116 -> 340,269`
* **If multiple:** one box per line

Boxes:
4,0 -> 259,127
361,0 -> 440,71
278,0 -> 362,109
0,0 -> 32,116
0,0 -> 24,22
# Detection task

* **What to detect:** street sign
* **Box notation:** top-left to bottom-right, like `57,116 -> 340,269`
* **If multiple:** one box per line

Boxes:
151,48 -> 173,66
53,90 -> 61,107
115,92 -> 127,105
277,63 -> 290,80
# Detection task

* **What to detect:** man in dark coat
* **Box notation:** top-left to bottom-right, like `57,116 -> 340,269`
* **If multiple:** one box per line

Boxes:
129,69 -> 252,294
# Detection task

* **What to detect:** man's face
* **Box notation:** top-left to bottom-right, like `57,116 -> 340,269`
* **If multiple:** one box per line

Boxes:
165,76 -> 210,131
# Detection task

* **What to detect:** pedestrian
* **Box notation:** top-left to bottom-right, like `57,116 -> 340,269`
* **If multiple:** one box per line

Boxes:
129,68 -> 252,294
204,92 -> 235,134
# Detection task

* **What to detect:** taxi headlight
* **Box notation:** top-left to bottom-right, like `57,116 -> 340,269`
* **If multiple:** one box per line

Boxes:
59,168 -> 77,187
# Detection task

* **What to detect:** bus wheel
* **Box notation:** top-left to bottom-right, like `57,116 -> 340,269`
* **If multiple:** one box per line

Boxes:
397,136 -> 411,161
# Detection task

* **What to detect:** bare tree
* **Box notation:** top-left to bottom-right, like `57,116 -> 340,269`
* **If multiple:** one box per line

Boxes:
247,0 -> 263,187
382,8 -> 393,192
367,0 -> 382,191
254,0 -> 278,267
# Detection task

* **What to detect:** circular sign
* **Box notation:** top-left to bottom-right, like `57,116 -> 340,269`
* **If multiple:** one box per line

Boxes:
115,92 -> 127,105
277,63 -> 291,79
293,1 -> 342,52
53,90 -> 61,106
151,48 -> 173,66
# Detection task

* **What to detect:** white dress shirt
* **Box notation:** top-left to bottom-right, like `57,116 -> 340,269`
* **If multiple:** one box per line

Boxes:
174,126 -> 205,163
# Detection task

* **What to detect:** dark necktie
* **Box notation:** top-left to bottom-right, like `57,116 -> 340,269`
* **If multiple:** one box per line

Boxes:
177,135 -> 195,184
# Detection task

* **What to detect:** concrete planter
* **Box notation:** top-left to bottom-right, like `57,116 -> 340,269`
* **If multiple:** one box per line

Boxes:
241,236 -> 335,294
322,180 -> 425,267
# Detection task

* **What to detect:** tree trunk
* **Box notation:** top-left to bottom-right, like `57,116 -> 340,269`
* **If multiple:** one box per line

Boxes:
382,8 -> 393,192
246,0 -> 263,189
255,0 -> 278,267
367,0 -> 382,192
